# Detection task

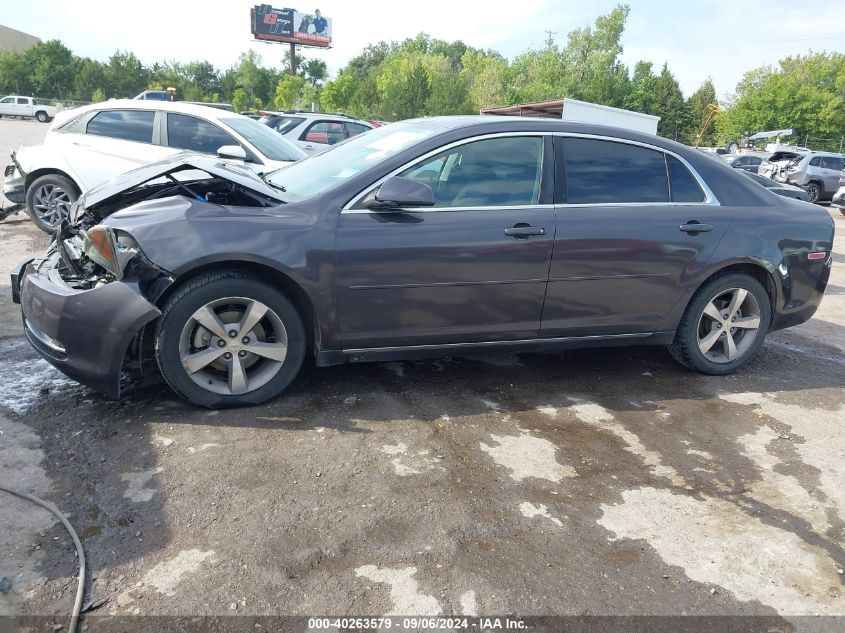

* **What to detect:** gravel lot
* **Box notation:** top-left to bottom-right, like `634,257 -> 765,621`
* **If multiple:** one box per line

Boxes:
1,118 -> 843,630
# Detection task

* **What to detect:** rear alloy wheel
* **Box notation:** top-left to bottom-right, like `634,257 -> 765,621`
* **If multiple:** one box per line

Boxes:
156,272 -> 306,407
804,182 -> 821,203
35,110 -> 49,123
25,174 -> 79,233
670,273 -> 771,375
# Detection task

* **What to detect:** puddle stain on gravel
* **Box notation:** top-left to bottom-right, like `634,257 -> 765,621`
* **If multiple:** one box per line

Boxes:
120,467 -> 164,503
355,565 -> 441,615
519,502 -> 564,527
598,487 -> 845,615
479,431 -> 576,482
138,549 -> 215,596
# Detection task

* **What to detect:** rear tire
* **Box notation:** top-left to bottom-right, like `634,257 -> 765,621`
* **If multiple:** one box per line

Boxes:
35,111 -> 49,123
670,273 -> 771,375
25,173 -> 79,233
155,271 -> 306,408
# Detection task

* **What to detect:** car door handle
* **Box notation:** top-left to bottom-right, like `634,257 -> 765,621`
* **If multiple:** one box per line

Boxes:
505,225 -> 545,238
680,222 -> 714,234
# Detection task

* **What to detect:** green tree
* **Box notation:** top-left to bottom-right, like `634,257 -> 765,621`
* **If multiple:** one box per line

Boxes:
651,63 -> 689,139
716,53 -> 845,148
234,50 -> 262,101
274,74 -> 306,110
73,58 -> 106,101
232,87 -> 261,113
23,40 -> 76,99
685,78 -> 717,145
105,51 -> 148,98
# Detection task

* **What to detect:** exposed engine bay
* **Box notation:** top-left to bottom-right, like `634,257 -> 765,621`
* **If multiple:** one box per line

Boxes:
53,162 -> 285,293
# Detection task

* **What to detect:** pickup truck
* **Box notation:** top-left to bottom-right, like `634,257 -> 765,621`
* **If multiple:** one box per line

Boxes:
0,96 -> 57,122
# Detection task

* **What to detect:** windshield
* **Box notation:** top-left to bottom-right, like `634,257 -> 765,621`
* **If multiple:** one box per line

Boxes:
743,172 -> 776,189
265,119 -> 452,202
222,116 -> 307,162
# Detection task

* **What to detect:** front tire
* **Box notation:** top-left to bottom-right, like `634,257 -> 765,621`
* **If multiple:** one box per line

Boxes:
25,173 -> 79,232
804,182 -> 821,203
155,272 -> 306,408
670,273 -> 771,375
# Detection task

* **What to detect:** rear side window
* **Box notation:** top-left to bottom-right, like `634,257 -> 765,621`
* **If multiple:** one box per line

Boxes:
16,97 -> 28,104
86,110 -> 155,143
261,115 -> 304,134
167,113 -> 236,154
820,156 -> 844,171
564,138 -> 668,204
667,155 -> 705,203
345,122 -> 370,137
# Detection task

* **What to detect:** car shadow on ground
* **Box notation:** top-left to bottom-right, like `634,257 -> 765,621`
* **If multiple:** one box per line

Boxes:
5,331 -> 845,619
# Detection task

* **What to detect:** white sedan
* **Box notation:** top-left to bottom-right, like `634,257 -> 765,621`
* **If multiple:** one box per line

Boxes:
4,100 -> 306,232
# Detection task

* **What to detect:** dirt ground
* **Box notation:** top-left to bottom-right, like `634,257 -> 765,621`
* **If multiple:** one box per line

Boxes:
1,118 -> 843,631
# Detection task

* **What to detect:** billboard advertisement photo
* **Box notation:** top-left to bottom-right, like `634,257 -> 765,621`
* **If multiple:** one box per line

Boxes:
251,5 -> 332,48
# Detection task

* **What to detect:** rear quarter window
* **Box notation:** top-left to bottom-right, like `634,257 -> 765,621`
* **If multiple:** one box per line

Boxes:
86,110 -> 155,143
667,155 -> 705,203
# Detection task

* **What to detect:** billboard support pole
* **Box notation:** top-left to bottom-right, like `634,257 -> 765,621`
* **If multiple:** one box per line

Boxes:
290,42 -> 296,75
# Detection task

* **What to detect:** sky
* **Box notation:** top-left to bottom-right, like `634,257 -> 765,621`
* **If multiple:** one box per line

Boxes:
3,0 -> 844,99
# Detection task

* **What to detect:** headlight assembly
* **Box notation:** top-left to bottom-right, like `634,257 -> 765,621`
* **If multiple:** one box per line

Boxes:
81,226 -> 139,280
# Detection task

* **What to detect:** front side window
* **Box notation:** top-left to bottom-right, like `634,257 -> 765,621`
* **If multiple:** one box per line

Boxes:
86,110 -> 155,143
398,136 -> 543,208
667,155 -> 705,203
302,121 -> 346,145
167,113 -> 236,155
808,157 -> 821,167
564,138 -> 669,204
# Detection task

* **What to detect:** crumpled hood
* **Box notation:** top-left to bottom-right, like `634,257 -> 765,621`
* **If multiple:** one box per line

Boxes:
74,152 -> 285,217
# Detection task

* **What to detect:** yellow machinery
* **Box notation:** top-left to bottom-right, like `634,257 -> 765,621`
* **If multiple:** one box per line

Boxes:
694,103 -> 719,148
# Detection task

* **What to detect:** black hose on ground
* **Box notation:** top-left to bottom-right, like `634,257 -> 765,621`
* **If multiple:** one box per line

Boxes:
0,485 -> 85,633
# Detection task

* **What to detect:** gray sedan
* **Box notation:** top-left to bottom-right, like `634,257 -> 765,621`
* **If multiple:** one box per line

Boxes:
12,117 -> 835,407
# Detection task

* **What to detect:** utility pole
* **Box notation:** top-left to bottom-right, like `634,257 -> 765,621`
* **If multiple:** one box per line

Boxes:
289,42 -> 297,75
545,30 -> 556,48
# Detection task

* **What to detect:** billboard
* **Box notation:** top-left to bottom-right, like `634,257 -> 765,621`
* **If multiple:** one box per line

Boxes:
251,5 -> 332,48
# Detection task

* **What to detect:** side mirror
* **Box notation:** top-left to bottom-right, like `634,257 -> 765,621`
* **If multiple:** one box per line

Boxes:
367,176 -> 436,209
217,145 -> 247,160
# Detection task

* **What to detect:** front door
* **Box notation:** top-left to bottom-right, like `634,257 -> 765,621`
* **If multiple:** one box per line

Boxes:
540,136 -> 727,338
335,135 -> 554,350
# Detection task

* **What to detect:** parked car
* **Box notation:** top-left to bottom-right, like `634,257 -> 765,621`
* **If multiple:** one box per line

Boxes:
781,152 -> 845,203
721,153 -> 768,174
12,117 -> 833,407
832,185 -> 845,214
134,90 -> 171,101
741,171 -> 811,201
3,100 -> 306,232
758,149 -> 806,181
0,96 -> 57,122
259,111 -> 374,155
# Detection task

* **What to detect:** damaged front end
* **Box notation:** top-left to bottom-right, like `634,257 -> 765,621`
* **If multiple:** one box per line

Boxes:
15,153 -> 288,398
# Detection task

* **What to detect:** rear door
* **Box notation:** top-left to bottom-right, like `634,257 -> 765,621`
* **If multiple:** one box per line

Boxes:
67,109 -> 172,190
335,134 -> 555,349
541,136 -> 727,338
820,156 -> 845,191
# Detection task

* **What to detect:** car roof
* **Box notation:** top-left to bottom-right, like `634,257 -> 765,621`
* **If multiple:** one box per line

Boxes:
261,110 -> 371,123
64,99 -> 239,121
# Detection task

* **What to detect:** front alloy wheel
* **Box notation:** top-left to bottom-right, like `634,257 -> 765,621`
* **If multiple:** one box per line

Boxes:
156,272 -> 306,407
180,297 -> 288,396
